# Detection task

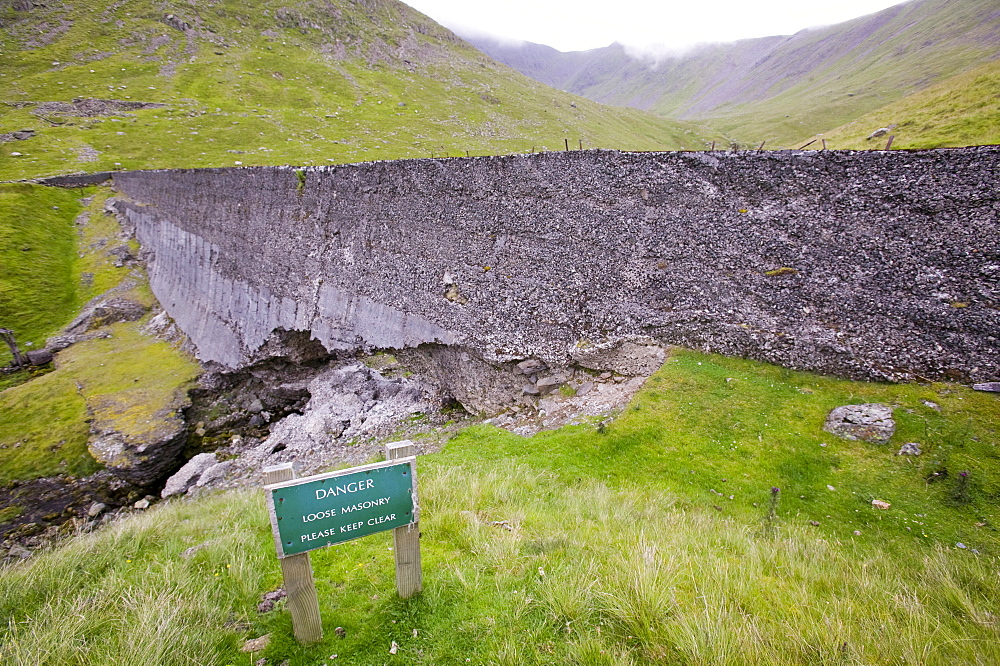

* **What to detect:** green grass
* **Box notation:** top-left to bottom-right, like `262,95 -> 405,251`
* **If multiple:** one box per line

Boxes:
0,175 -> 199,484
435,350 -> 1000,554
799,60 -> 1000,150
1,350 -> 997,664
0,185 -> 135,375
0,0 -> 713,182
0,183 -> 89,357
0,181 -> 195,485
0,321 -> 201,484
0,490 -> 272,664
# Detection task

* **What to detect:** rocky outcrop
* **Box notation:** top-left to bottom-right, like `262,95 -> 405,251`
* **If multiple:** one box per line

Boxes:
65,296 -> 147,334
234,362 -> 435,471
86,388 -> 190,486
823,404 -> 896,443
0,129 -> 35,142
111,148 -> 999,384
179,361 -> 446,489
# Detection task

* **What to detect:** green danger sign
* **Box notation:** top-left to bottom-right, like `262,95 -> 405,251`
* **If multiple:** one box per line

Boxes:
265,458 -> 417,558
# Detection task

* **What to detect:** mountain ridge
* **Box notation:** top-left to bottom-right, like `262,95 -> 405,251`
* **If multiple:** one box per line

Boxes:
465,0 -> 1000,146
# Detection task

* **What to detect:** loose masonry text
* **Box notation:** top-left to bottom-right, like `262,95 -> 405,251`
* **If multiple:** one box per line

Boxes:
298,478 -> 403,543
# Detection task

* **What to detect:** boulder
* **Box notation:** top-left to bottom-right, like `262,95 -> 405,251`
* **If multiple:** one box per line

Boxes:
164,13 -> 191,32
45,335 -> 76,352
823,403 -> 895,443
516,359 -> 546,375
26,349 -> 54,366
161,453 -> 218,498
0,129 -> 35,142
44,330 -> 112,354
570,337 -> 665,376
107,244 -> 135,267
195,460 -> 233,488
897,442 -> 922,456
534,376 -> 563,395
66,295 -> 147,334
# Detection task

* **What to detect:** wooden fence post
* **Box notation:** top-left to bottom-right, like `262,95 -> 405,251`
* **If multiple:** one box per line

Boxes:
264,463 -> 323,644
885,135 -> 895,150
0,328 -> 29,369
385,442 -> 422,598
564,138 -> 569,151
578,139 -> 583,150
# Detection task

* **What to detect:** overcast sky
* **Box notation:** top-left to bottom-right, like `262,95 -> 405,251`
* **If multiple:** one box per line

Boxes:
402,0 -> 908,53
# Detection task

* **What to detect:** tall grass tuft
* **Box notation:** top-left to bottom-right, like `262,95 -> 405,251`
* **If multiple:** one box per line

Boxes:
0,491 -> 272,665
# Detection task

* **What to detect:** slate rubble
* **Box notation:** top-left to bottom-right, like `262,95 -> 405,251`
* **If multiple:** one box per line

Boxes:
111,148 -> 1000,386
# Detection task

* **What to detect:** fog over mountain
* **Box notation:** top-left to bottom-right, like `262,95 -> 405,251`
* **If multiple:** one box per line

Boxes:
463,0 -> 1000,146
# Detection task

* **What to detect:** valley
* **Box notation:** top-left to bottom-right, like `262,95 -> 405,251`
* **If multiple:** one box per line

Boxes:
0,0 -> 998,663
467,0 -> 1000,148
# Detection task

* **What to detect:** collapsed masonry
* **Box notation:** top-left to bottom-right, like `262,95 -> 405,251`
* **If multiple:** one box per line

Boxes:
110,147 -> 998,393
109,146 -> 1000,486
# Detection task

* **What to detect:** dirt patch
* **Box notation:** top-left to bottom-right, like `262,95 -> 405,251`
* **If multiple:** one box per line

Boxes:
0,129 -> 35,143
76,144 -> 100,162
33,98 -> 167,118
0,471 -> 139,552
488,371 -> 650,436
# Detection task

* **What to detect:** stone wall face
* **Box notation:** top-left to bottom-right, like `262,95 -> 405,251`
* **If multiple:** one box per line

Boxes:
112,148 -> 999,382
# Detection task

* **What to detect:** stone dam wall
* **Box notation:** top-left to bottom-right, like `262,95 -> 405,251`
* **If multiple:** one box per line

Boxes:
111,147 -> 999,384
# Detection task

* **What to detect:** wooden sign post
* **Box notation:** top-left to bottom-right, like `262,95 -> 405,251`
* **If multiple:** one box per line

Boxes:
263,463 -> 323,644
263,443 -> 422,644
386,441 -> 422,598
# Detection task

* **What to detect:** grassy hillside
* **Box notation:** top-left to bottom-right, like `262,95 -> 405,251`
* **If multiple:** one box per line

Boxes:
0,190 -> 200,487
0,185 -> 139,367
2,349 -> 998,664
470,0 -> 1000,148
0,0 -> 713,182
0,184 -> 87,354
688,0 -> 1000,145
800,60 -> 1000,150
